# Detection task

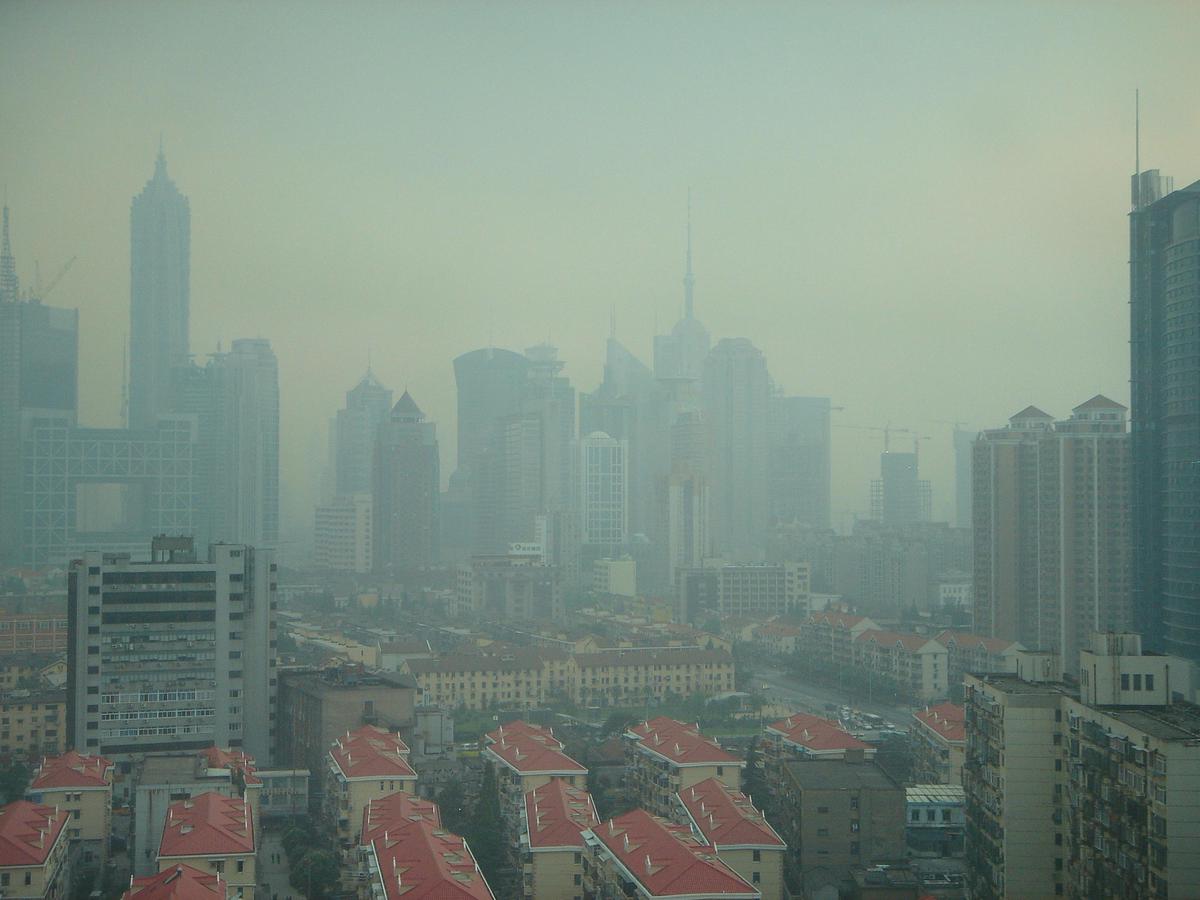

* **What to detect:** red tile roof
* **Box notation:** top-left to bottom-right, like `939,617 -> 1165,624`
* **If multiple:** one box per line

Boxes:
933,630 -> 1019,656
755,623 -> 802,637
585,809 -> 757,898
484,720 -> 562,749
370,820 -> 494,900
484,732 -> 587,777
158,793 -> 254,859
523,778 -> 598,851
626,718 -> 742,768
912,703 -> 966,744
0,800 -> 68,868
855,629 -> 937,653
766,713 -> 870,755
808,611 -> 871,630
199,747 -> 262,785
30,751 -> 113,790
330,726 -> 417,781
123,864 -> 223,900
678,778 -> 784,850
361,792 -> 442,847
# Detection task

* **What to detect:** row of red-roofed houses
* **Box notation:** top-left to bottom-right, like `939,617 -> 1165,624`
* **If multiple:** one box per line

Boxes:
795,611 -> 1024,702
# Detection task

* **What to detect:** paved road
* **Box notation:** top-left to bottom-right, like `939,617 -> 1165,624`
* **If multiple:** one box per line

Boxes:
755,663 -> 914,729
258,832 -> 305,900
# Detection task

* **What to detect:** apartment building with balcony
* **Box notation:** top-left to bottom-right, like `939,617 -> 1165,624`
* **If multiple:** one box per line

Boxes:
624,717 -> 743,817
933,631 -> 1022,692
573,647 -> 735,706
796,611 -> 878,674
0,689 -> 65,760
519,777 -> 598,900
0,800 -> 70,900
581,808 -> 759,899
123,865 -> 223,900
326,725 -> 417,847
676,777 -> 786,899
157,793 -> 256,897
911,703 -> 966,785
761,712 -> 873,784
26,751 -> 113,868
852,629 -> 948,702
363,818 -> 494,900
403,648 -> 572,710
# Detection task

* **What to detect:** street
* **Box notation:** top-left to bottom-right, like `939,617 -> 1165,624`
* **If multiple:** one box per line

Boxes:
258,831 -> 305,900
756,663 -> 914,730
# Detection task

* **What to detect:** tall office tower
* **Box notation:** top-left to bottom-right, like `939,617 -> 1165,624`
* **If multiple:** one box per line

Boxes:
767,392 -> 832,529
579,431 -> 628,550
373,391 -> 439,571
653,205 -> 710,381
452,347 -> 530,551
1130,171 -> 1200,658
972,399 -> 1132,672
0,207 -> 82,564
666,409 -> 709,585
870,451 -> 931,526
702,337 -> 769,561
333,370 -> 392,496
522,343 -> 576,517
66,537 -> 277,764
954,427 -> 974,529
129,148 -> 190,430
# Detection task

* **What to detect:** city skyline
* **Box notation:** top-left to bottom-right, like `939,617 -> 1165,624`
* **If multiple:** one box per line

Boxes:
4,3 -> 1197,548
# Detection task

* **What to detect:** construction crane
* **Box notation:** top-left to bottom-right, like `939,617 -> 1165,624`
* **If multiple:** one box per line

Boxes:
832,422 -> 913,452
23,255 -> 77,302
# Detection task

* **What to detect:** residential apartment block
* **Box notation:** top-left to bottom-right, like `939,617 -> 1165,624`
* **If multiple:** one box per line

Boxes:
573,647 -> 736,706
0,801 -> 70,900
0,689 -> 65,760
761,713 -> 873,787
325,725 -> 416,848
582,808 -> 759,899
363,817 -> 495,900
520,777 -> 598,900
911,702 -> 966,785
852,629 -> 948,702
718,563 -> 811,618
157,794 -> 256,897
676,777 -> 786,900
123,865 -> 222,900
624,717 -> 742,817
482,721 -> 587,832
26,751 -> 113,868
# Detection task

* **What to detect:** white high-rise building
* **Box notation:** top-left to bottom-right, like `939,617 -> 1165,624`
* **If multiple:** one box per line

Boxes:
314,493 -> 372,573
579,432 -> 627,549
67,537 -> 277,764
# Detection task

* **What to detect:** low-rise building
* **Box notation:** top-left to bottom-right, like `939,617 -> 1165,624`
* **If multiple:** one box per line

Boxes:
0,611 -> 69,654
751,623 -> 803,658
624,717 -> 743,817
797,611 -> 879,675
933,631 -> 1021,690
359,791 -> 441,846
910,702 -> 966,785
677,777 -> 786,900
404,648 -> 572,711
455,554 -> 564,622
376,639 -> 434,672
26,751 -> 113,868
762,713 -> 874,783
593,557 -> 637,598
0,689 -> 65,760
326,725 -> 416,847
776,759 -> 905,895
582,808 -> 759,899
905,784 -> 965,857
123,864 -> 223,900
482,722 -> 587,831
0,800 -> 70,900
852,630 -> 948,702
573,647 -> 735,706
520,777 -> 598,900
157,794 -> 255,898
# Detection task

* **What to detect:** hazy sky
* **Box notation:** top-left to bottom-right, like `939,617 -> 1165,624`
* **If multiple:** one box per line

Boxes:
3,1 -> 1198,542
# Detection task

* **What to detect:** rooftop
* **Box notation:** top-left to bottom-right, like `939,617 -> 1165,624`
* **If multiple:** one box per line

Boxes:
855,629 -> 936,653
912,703 -> 966,744
30,751 -> 113,790
484,720 -> 562,749
678,777 -> 785,849
1087,702 -> 1200,743
906,784 -> 965,805
934,630 -> 1019,655
123,864 -> 223,900
626,718 -> 742,768
767,712 -> 870,754
361,792 -> 441,847
330,726 -> 416,781
523,778 -> 598,851
575,647 -> 733,668
484,732 -> 587,776
0,800 -> 68,868
198,747 -> 261,785
159,793 -> 255,858
282,665 -> 417,694
585,809 -> 756,898
370,820 -> 494,900
782,759 -> 900,792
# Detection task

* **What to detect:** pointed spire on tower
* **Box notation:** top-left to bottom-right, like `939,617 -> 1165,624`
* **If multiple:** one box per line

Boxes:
0,204 -> 18,304
683,188 -> 695,319
154,135 -> 168,179
610,304 -> 617,340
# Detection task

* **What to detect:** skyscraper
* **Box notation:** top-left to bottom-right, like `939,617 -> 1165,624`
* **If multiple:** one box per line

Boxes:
579,431 -> 628,550
767,393 -> 832,529
702,337 -> 769,561
1130,170 -> 1200,659
953,427 -> 974,529
129,148 -> 190,430
334,370 -> 393,497
653,201 -> 710,381
373,391 -> 439,570
972,398 -> 1131,671
870,451 -> 930,526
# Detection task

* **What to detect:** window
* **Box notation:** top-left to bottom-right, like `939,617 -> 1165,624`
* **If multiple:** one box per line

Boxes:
850,796 -> 859,810
24,873 -> 32,886
573,874 -> 581,886
236,860 -> 245,873
716,766 -> 724,776
752,850 -> 761,862
1134,674 -> 1143,691
752,872 -> 761,884
817,806 -> 829,814
927,809 -> 936,822
1055,759 -> 1063,771
850,842 -> 860,855
912,810 -> 921,822
817,828 -> 829,837
1,873 -> 8,887
942,809 -> 951,822
1146,674 -> 1155,691
1122,674 -> 1130,690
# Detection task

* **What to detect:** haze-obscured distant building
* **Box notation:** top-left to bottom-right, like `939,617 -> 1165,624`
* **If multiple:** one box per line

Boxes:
768,393 -> 831,529
332,370 -> 392,497
579,431 -> 627,551
373,391 -> 439,571
313,492 -> 372,572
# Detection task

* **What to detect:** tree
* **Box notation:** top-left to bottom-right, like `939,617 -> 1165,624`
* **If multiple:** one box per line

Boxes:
290,849 -> 340,900
436,779 -> 468,834
741,739 -> 771,814
0,762 -> 29,804
464,763 -> 506,886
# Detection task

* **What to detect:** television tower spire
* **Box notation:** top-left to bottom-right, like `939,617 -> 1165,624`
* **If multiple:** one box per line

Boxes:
683,189 -> 695,319
0,204 -> 18,304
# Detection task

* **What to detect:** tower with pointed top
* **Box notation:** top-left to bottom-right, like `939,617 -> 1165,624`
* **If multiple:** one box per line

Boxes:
654,198 -> 710,380
0,205 -> 19,304
129,147 -> 190,429
373,390 -> 440,570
